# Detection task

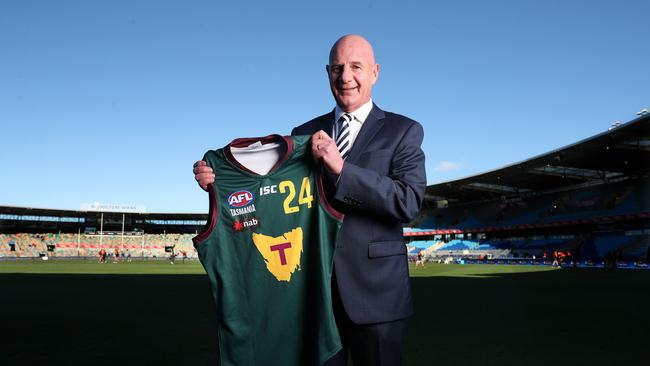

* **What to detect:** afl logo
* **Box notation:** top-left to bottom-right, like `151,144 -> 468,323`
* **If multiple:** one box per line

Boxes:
228,190 -> 254,208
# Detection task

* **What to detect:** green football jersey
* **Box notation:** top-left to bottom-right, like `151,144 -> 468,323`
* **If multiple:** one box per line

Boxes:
193,135 -> 343,366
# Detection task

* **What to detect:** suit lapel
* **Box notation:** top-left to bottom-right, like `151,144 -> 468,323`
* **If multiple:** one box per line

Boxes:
320,110 -> 336,138
347,104 -> 385,163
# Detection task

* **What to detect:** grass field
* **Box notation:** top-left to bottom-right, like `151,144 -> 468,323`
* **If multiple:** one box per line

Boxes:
1,260 -> 648,365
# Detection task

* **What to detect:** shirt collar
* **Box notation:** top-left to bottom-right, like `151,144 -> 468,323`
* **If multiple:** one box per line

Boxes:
334,99 -> 373,124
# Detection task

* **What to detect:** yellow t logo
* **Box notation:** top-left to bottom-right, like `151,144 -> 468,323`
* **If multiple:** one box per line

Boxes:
252,228 -> 303,282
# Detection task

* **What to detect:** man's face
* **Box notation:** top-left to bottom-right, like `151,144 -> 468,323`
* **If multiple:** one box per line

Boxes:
327,37 -> 379,112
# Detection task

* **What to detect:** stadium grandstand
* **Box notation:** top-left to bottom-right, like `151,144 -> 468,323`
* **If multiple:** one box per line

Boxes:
0,206 -> 206,259
1,114 -> 648,268
407,112 -> 650,268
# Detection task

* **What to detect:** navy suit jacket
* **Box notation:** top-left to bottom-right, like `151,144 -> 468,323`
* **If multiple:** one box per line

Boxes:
292,104 -> 426,324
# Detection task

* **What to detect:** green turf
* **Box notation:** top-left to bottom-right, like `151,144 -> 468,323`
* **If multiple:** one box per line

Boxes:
406,264 -> 649,366
408,263 -> 559,277
1,261 -> 648,365
0,259 -> 206,274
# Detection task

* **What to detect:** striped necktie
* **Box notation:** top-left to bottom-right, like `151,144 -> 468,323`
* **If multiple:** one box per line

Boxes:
336,113 -> 353,160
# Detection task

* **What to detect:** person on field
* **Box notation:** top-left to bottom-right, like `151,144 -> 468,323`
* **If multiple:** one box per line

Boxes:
416,250 -> 425,268
193,34 -> 426,365
98,248 -> 107,263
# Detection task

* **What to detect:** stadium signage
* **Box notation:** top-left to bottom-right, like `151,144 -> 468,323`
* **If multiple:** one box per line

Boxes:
80,202 -> 147,213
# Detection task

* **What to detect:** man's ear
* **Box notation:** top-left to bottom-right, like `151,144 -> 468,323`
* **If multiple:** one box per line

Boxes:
372,63 -> 380,84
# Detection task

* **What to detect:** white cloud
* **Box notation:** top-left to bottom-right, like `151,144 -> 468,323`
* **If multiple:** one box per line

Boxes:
434,161 -> 461,172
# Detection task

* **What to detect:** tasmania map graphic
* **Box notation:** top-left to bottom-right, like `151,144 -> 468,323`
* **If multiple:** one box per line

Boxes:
252,227 -> 303,282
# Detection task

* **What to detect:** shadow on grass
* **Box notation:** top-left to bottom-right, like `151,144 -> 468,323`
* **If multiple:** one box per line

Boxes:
406,268 -> 650,366
2,274 -> 218,366
2,269 -> 649,366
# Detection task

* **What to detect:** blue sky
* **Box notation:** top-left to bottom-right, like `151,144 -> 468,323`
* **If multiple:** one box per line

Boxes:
1,0 -> 648,213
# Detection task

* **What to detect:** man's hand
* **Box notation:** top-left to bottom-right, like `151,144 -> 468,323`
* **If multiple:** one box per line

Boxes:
311,130 -> 344,176
193,160 -> 215,191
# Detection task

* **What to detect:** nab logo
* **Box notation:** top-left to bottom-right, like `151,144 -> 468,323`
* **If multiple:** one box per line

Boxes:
232,217 -> 259,232
228,190 -> 254,208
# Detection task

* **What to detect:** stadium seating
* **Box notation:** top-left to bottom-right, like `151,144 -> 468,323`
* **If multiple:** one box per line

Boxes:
408,240 -> 438,250
581,234 -> 649,260
0,233 -> 198,259
411,176 -> 649,262
418,178 -> 648,230
0,233 -> 48,257
437,239 -> 480,251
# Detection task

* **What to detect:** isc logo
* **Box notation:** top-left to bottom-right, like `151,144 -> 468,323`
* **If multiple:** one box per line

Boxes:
228,190 -> 254,208
259,184 -> 278,196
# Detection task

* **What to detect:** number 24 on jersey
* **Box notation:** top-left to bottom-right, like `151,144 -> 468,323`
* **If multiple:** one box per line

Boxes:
260,177 -> 314,215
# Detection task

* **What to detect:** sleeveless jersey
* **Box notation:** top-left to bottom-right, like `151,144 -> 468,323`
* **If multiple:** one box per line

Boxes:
193,135 -> 343,366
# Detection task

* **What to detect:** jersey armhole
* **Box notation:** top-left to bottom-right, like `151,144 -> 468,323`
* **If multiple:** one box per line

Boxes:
317,173 -> 344,222
192,183 -> 219,247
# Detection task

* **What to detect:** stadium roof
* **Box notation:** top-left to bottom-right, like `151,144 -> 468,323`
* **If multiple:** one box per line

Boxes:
0,205 -> 207,220
426,113 -> 650,205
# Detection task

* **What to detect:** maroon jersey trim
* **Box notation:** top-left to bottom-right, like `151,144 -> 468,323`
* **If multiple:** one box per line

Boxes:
224,134 -> 294,176
192,183 -> 219,247
317,171 -> 344,222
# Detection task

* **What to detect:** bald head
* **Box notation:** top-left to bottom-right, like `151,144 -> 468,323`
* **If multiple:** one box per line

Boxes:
327,34 -> 379,112
329,34 -> 376,65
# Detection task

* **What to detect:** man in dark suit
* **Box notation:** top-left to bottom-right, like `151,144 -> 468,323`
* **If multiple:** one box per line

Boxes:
194,34 -> 426,366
